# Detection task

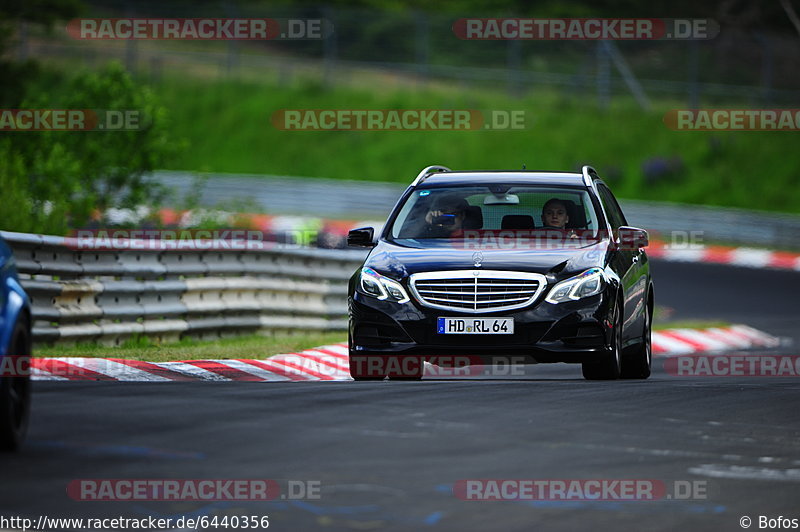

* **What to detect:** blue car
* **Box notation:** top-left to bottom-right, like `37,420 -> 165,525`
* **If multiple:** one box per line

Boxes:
0,234 -> 32,451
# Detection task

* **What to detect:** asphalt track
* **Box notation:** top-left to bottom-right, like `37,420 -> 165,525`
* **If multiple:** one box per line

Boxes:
1,260 -> 799,532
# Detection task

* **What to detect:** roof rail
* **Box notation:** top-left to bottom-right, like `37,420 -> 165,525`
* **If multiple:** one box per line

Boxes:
581,165 -> 598,187
412,165 -> 452,186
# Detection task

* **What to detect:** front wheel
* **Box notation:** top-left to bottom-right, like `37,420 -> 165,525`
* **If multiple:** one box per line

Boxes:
0,319 -> 32,452
348,328 -> 384,381
621,304 -> 652,379
348,352 -> 386,381
386,355 -> 424,381
582,303 -> 622,381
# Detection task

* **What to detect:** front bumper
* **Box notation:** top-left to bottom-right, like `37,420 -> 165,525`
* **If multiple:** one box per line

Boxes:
349,288 -> 616,364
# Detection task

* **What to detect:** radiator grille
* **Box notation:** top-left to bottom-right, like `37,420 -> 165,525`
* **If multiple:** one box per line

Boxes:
410,270 -> 547,313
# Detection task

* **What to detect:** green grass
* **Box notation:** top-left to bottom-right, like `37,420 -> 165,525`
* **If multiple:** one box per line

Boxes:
34,332 -> 346,362
32,320 -> 732,361
653,320 -> 730,331
652,305 -> 729,330
152,75 -> 800,214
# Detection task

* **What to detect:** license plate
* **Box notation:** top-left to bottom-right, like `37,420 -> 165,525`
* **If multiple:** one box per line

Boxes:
437,317 -> 514,334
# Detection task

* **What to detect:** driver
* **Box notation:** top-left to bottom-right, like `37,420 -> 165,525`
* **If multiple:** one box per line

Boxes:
419,194 -> 469,238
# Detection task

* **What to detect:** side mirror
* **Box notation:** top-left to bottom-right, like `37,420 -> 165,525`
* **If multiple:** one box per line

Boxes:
347,227 -> 376,248
617,226 -> 649,250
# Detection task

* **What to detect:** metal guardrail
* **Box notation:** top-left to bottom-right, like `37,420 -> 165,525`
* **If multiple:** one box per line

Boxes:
1,231 -> 368,346
619,200 -> 800,250
156,171 -> 800,250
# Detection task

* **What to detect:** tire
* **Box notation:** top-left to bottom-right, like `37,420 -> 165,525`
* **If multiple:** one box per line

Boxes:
348,326 -> 384,380
0,318 -> 32,452
386,355 -> 423,381
621,302 -> 652,380
582,302 -> 622,381
348,352 -> 386,381
348,331 -> 386,381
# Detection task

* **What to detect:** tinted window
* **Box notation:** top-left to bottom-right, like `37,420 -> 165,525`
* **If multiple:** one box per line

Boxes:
388,185 -> 601,246
597,184 -> 626,230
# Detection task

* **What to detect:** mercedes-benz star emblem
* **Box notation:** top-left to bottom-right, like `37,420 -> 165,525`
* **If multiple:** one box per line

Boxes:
472,251 -> 484,268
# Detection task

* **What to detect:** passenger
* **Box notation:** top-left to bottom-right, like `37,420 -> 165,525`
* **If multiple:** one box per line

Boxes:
541,198 -> 579,239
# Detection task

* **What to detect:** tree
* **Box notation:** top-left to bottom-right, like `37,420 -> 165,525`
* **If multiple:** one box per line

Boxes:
0,1 -> 183,234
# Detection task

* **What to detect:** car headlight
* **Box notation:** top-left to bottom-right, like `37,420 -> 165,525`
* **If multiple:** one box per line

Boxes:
545,268 -> 606,304
358,267 -> 410,303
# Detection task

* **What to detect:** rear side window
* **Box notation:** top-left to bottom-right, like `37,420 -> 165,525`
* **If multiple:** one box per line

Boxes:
597,184 -> 627,230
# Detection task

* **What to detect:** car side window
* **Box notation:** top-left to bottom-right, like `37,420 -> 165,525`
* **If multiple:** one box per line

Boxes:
597,184 -> 626,230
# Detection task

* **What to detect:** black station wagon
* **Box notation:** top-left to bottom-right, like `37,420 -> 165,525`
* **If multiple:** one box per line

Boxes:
347,165 -> 653,381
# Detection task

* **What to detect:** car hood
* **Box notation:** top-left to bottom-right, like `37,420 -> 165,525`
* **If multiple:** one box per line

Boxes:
364,239 -> 611,280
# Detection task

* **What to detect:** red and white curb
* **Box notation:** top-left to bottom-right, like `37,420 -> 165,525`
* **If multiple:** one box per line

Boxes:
647,242 -> 800,271
30,344 -> 352,382
29,325 -> 780,381
651,324 -> 779,356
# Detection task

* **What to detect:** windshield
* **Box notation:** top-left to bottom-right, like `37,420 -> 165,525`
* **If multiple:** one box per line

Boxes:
388,185 -> 602,249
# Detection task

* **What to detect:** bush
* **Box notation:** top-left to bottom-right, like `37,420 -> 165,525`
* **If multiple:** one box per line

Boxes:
0,62 -> 183,235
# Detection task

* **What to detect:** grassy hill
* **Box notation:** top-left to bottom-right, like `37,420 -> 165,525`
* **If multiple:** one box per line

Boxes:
153,75 -> 799,213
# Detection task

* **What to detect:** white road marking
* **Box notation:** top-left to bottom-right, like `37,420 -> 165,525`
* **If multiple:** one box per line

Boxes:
652,332 -> 697,354
53,358 -> 172,382
212,359 -> 293,382
689,464 -> 800,482
668,328 -> 732,351
153,361 -> 231,381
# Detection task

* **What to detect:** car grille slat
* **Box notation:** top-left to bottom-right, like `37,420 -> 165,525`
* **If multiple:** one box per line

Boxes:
417,283 -> 474,287
418,288 -> 472,294
425,296 -> 477,304
410,270 -> 547,313
479,283 -> 537,287
475,297 -> 530,304
473,290 -> 535,295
